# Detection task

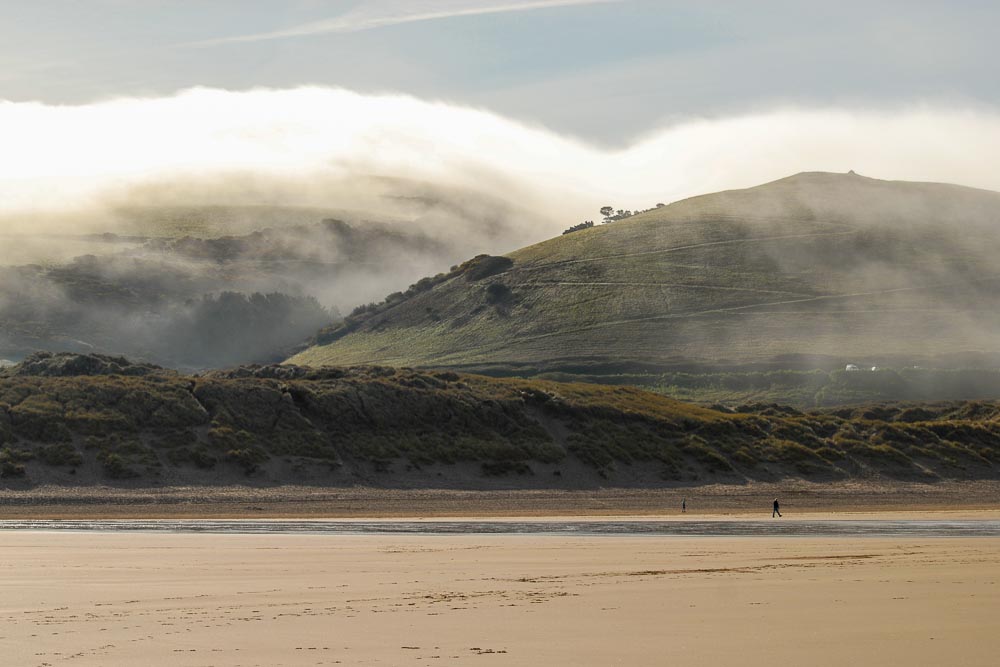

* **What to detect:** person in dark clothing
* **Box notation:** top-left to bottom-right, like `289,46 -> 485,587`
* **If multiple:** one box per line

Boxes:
772,498 -> 782,518
682,498 -> 686,513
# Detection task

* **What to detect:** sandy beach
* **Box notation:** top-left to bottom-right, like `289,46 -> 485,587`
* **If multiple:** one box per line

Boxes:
2,530 -> 998,666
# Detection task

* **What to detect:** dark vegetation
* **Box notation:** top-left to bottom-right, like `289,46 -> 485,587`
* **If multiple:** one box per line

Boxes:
160,292 -> 330,368
562,203 -> 665,234
0,262 -> 330,370
0,218 -> 463,370
562,221 -> 594,235
143,218 -> 445,264
3,353 -> 1000,487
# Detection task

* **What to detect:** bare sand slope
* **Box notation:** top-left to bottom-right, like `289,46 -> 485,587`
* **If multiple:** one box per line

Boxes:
2,533 -> 998,666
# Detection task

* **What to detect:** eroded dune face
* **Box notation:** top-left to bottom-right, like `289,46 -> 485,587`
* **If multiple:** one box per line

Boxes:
5,352 -> 1000,486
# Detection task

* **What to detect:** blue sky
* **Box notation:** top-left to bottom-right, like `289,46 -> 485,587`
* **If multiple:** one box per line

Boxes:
4,0 -> 999,143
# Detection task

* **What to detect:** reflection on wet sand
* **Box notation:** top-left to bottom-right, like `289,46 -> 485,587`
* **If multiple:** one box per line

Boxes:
2,518 -> 1000,536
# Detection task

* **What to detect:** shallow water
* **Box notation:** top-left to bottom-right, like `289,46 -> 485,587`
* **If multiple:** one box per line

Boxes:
1,519 -> 999,537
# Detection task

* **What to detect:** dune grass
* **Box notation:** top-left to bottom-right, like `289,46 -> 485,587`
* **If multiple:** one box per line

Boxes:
3,360 -> 1000,485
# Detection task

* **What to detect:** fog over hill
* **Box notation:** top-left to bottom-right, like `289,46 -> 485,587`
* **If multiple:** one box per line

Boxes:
0,217 -> 471,370
292,171 -> 1000,402
6,89 -> 1000,377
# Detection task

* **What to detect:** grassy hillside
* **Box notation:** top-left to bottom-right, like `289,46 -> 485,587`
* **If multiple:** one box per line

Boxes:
3,353 -> 1000,488
291,172 -> 1000,391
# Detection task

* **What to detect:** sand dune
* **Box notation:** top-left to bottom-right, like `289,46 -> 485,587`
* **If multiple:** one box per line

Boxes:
2,532 -> 997,666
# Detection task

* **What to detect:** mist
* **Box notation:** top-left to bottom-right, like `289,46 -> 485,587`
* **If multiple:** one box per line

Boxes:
3,86 -> 1000,369
4,88 -> 1000,234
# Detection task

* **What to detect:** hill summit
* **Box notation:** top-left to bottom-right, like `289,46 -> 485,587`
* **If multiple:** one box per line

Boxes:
290,172 -> 1000,379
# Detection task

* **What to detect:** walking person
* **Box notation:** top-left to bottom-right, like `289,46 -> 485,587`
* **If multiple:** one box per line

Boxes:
682,498 -> 686,513
772,498 -> 781,518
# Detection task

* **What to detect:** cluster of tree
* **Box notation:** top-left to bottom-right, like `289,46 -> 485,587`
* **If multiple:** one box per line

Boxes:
563,203 -> 666,235
562,221 -> 595,235
145,218 -> 447,264
0,276 -> 334,370
602,203 -> 666,222
600,205 -> 635,223
157,292 -> 332,368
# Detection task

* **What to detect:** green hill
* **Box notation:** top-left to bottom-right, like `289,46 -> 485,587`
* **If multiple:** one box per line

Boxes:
290,172 -> 1000,399
4,353 -> 1000,487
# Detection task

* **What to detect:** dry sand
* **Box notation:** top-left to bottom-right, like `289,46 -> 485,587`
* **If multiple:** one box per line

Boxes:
2,531 -> 998,666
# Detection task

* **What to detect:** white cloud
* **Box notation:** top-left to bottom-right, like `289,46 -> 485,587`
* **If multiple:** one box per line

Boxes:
188,0 -> 620,46
1,86 -> 999,238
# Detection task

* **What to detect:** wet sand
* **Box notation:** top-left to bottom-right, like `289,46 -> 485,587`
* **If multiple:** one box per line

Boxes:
2,480 -> 1000,519
3,518 -> 1000,536
3,532 -> 998,666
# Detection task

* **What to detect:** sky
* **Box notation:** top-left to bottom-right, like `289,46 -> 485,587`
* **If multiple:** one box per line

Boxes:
4,0 -> 1000,143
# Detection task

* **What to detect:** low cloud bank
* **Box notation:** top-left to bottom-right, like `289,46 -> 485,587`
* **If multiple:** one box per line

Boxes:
2,87 -> 999,241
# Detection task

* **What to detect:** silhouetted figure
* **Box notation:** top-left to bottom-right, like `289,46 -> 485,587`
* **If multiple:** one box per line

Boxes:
772,498 -> 782,518
682,498 -> 686,513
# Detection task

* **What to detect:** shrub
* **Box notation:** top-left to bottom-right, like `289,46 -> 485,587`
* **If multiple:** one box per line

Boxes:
153,429 -> 198,449
568,436 -> 615,470
10,401 -> 73,442
770,439 -> 824,463
208,426 -> 256,449
562,221 -> 595,235
855,443 -> 911,465
731,446 -> 758,467
166,446 -> 218,469
225,446 -> 269,474
461,255 -> 514,281
0,406 -> 13,445
38,442 -> 83,467
98,452 -> 138,479
0,461 -> 25,477
815,446 -> 846,461
85,434 -> 158,478
682,440 -> 733,472
0,446 -> 32,478
482,460 -> 532,476
485,282 -> 513,305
